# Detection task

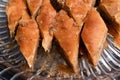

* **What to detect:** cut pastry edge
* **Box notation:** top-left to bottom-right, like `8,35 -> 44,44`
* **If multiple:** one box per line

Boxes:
81,8 -> 108,66
56,0 -> 96,25
42,35 -> 53,52
55,39 -> 80,73
26,0 -> 43,18
88,33 -> 108,66
8,10 -> 30,38
65,50 -> 80,73
5,0 -> 30,38
54,10 -> 80,73
36,0 -> 57,53
16,19 -> 40,69
98,1 -> 120,33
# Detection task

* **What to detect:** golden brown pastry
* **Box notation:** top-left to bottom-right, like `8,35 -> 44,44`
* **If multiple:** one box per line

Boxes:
99,0 -> 120,33
6,0 -> 27,38
37,0 -> 56,52
27,0 -> 43,17
81,8 -> 108,66
54,10 -> 80,73
65,0 -> 95,28
16,19 -> 40,68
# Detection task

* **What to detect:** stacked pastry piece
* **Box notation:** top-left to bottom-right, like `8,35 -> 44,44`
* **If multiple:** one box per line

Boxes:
6,0 -> 108,73
81,8 -> 108,66
99,0 -> 120,47
6,0 -> 41,69
99,0 -> 120,32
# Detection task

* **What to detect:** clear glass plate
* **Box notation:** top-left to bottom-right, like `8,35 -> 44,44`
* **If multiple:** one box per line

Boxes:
0,0 -> 120,80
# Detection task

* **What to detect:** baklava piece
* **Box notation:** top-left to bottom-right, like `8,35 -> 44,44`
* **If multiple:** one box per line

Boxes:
54,10 -> 80,73
37,0 -> 56,52
99,0 -> 120,33
16,19 -> 40,69
6,0 -> 27,38
81,8 -> 108,66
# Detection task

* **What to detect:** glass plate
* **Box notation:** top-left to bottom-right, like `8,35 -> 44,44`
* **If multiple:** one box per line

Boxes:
0,0 -> 120,80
